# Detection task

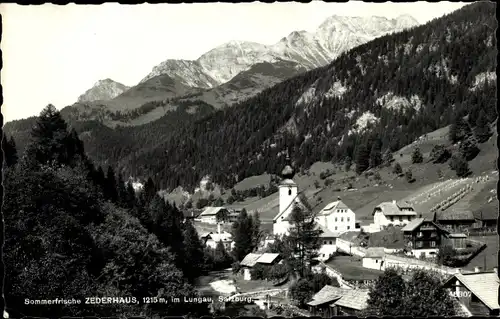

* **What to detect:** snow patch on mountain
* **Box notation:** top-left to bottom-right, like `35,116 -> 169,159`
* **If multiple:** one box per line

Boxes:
296,85 -> 317,106
376,93 -> 422,111
324,81 -> 348,98
348,111 -> 379,135
470,71 -> 496,91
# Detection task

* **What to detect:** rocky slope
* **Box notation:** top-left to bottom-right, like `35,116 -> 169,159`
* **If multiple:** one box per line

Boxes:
77,79 -> 130,102
141,14 -> 419,88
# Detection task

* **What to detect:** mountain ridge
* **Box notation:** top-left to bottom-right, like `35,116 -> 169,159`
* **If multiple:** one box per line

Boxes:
140,14 -> 420,88
77,78 -> 130,103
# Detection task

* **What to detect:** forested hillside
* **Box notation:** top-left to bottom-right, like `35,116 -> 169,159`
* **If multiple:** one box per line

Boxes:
124,2 -> 497,190
4,2 -> 497,193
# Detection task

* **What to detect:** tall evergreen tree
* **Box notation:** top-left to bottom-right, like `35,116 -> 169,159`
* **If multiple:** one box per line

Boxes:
382,149 -> 394,167
474,109 -> 492,143
116,173 -> 128,207
143,177 -> 157,205
355,142 -> 370,175
182,220 -> 206,281
104,166 -> 118,202
2,134 -> 18,167
231,209 -> 254,261
365,269 -> 406,316
411,147 -> 424,164
369,140 -> 383,168
125,181 -> 137,209
286,205 -> 321,277
250,211 -> 262,251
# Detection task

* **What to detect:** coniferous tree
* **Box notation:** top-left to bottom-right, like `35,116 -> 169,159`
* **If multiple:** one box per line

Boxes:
104,166 -> 118,202
143,177 -> 157,205
231,209 -> 254,261
382,149 -> 394,166
250,211 -> 262,251
182,220 -> 205,281
2,134 -> 18,167
344,156 -> 352,171
286,205 -> 321,277
459,136 -> 480,161
116,173 -> 128,207
449,154 -> 471,177
369,140 -> 383,168
474,109 -> 492,143
125,181 -> 137,209
393,162 -> 403,175
365,269 -> 406,316
411,147 -> 424,164
213,240 -> 233,270
355,142 -> 370,175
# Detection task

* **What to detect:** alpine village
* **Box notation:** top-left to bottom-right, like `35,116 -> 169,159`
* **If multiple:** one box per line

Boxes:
2,2 -> 498,318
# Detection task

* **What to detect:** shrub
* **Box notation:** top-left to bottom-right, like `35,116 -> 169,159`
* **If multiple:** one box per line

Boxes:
430,145 -> 452,163
250,263 -> 269,280
232,261 -> 241,274
412,147 -> 424,164
267,263 -> 289,281
393,163 -> 403,175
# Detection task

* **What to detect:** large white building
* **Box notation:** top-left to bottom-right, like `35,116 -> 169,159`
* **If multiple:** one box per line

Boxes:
372,200 -> 417,230
316,199 -> 356,233
272,157 -> 304,236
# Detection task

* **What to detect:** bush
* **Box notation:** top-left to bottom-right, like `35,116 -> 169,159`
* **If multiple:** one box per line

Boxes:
405,169 -> 415,183
430,144 -> 452,163
267,263 -> 289,281
412,147 -> 424,164
289,278 -> 315,306
393,163 -> 403,175
232,261 -> 241,274
449,154 -> 470,177
250,263 -> 269,280
324,178 -> 333,186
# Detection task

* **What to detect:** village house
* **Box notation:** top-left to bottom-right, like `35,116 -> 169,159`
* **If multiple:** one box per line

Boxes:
362,247 -> 385,271
239,252 -> 281,280
307,285 -> 369,317
372,200 -> 417,230
433,210 -> 476,232
272,157 -> 305,236
401,217 -> 450,258
442,269 -> 499,316
196,206 -> 232,224
316,198 -> 357,233
472,209 -> 497,230
200,224 -> 234,250
317,226 -> 341,261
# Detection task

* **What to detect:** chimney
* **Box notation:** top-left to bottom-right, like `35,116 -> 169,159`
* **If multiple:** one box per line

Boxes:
217,222 -> 221,234
474,267 -> 481,273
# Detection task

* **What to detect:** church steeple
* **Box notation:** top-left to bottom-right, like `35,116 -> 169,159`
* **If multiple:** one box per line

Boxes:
281,149 -> 295,180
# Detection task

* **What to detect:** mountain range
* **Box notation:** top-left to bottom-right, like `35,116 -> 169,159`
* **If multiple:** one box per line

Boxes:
52,14 -> 419,127
3,3 -> 496,193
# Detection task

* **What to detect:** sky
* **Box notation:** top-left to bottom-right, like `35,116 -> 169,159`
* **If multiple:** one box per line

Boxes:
1,2 -> 469,122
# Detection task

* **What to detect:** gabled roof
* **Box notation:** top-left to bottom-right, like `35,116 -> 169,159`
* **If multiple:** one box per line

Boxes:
256,253 -> 280,264
364,247 -> 385,258
205,231 -> 232,242
332,289 -> 370,310
240,253 -> 263,267
317,225 -> 342,238
318,200 -> 350,216
473,208 -> 497,221
401,218 -> 425,232
401,218 -> 449,234
436,211 -> 475,221
306,285 -> 346,306
444,272 -> 499,310
373,201 -> 417,216
199,206 -> 226,217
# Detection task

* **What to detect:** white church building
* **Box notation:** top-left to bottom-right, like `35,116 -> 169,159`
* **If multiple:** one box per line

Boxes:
272,158 -> 304,236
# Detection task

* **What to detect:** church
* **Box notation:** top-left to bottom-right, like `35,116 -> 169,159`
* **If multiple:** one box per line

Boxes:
272,155 -> 305,236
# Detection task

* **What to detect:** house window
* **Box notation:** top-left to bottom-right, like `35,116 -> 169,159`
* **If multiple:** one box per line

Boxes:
329,241 -> 333,244
335,226 -> 338,230
416,241 -> 423,248
335,217 -> 338,222
323,241 -> 327,244
431,232 -> 437,237
390,217 -> 394,222
430,241 -> 436,247
417,232 -> 423,238
347,217 -> 350,221
376,260 -> 378,263
408,217 -> 412,221
347,226 -> 350,230
399,216 -> 403,222
341,217 -> 344,222
288,189 -> 292,195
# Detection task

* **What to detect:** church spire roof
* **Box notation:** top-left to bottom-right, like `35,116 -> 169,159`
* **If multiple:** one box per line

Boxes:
281,150 -> 295,180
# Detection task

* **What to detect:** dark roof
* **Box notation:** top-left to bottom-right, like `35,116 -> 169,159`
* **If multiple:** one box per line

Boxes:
473,208 -> 497,221
436,211 -> 475,221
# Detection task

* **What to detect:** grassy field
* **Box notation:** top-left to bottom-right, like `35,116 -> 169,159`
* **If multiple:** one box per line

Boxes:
463,235 -> 498,272
326,255 -> 384,281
